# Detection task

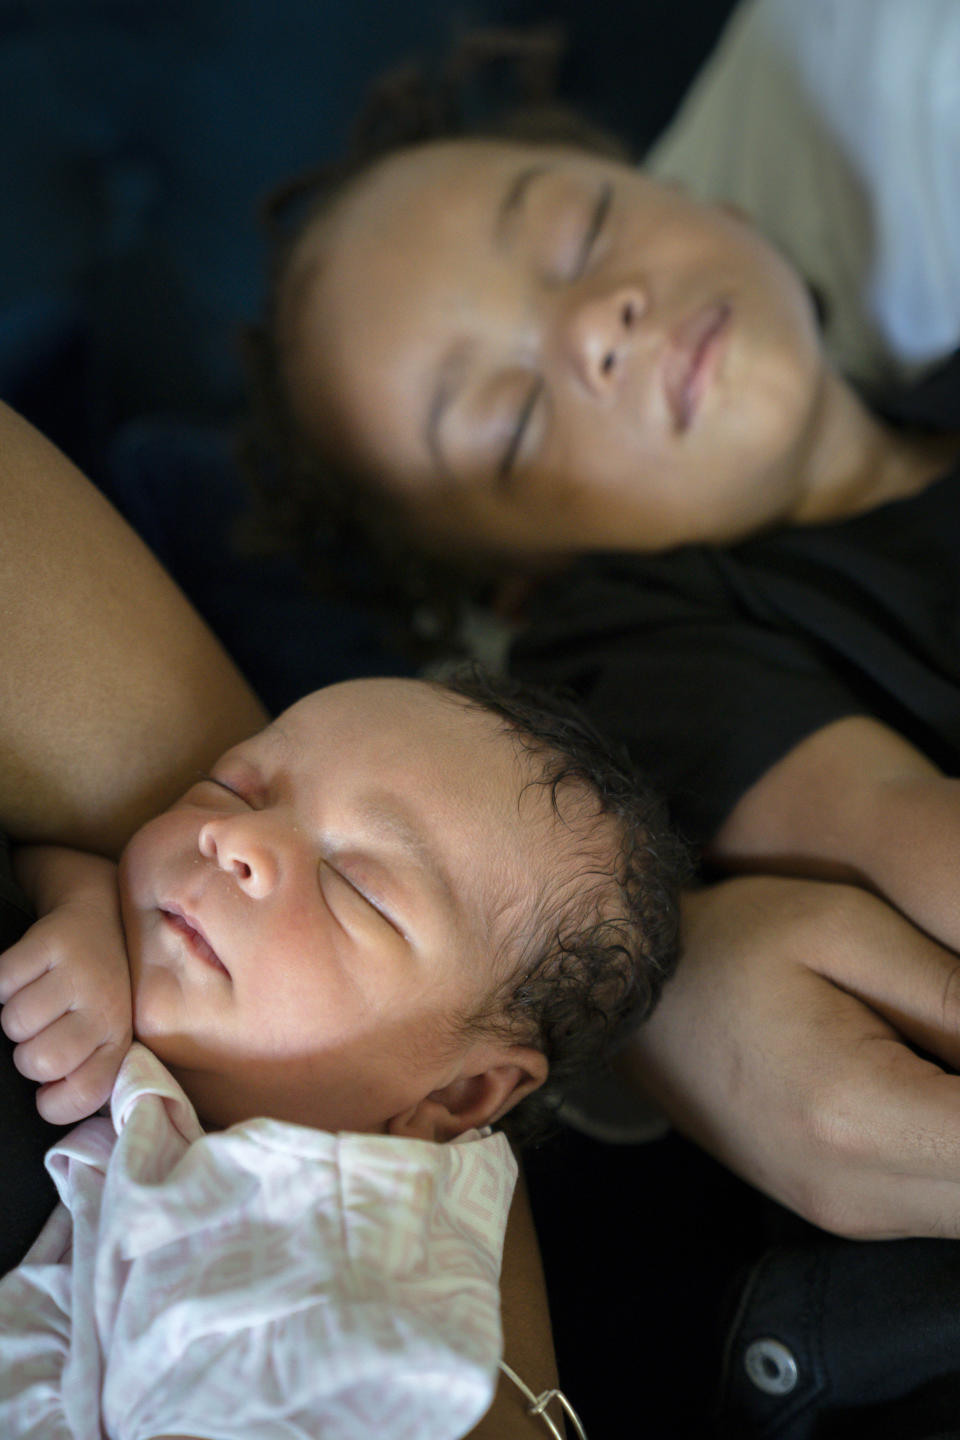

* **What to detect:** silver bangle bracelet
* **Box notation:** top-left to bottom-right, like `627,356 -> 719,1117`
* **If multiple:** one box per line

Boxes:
497,1360 -> 589,1439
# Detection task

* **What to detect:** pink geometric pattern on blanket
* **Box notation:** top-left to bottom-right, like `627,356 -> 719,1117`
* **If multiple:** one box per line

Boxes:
0,1043 -> 518,1440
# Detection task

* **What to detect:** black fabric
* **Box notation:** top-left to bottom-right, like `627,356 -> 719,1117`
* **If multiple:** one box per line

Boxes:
526,1120 -> 960,1440
523,1124 -> 770,1438
0,834 -> 69,1277
513,355 -> 960,844
719,1238 -> 960,1440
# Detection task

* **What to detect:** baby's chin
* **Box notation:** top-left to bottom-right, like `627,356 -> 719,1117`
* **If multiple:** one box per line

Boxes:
161,1052 -> 390,1136
127,961 -> 195,1071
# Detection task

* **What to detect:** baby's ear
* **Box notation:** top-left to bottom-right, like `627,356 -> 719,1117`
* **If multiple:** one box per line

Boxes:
388,1044 -> 548,1143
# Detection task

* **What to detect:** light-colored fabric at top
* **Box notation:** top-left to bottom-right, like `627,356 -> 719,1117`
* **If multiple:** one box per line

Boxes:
649,0 -> 960,388
0,1042 -> 517,1440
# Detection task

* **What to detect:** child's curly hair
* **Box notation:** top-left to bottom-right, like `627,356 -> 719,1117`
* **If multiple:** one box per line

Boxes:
239,26 -> 631,657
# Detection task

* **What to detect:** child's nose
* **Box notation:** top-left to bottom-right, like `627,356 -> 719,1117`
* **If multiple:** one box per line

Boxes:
562,282 -> 648,396
198,815 -> 279,899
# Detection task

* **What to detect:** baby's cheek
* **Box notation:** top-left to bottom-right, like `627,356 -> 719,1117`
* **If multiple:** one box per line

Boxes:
128,947 -> 168,1043
117,820 -> 156,906
118,809 -> 190,911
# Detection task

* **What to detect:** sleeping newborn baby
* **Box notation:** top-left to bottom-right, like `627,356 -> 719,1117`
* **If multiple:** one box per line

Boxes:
0,668 -> 681,1439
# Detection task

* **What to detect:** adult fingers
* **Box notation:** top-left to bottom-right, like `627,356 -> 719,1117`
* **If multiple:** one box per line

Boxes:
788,1034 -> 960,1239
804,884 -> 960,1071
636,979 -> 960,1239
629,880 -> 960,1239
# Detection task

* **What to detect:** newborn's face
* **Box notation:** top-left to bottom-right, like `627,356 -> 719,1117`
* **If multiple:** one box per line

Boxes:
118,677 -> 553,1134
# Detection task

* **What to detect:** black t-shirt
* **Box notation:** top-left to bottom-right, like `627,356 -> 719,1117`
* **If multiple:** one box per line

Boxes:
512,356 -> 960,846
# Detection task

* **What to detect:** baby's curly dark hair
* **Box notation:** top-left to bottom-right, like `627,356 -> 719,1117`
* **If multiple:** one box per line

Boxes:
440,664 -> 689,1147
240,26 -> 631,657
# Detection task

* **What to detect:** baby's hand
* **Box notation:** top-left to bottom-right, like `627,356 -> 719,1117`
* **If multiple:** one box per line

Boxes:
0,847 -> 133,1125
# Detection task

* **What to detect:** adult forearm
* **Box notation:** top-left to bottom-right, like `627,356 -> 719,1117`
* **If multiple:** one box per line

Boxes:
855,770 -> 960,954
469,1171 -> 567,1440
0,402 -> 266,855
712,714 -> 960,954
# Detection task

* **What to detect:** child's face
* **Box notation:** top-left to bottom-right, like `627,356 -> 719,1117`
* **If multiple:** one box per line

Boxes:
118,679 -> 551,1136
283,139 -> 825,559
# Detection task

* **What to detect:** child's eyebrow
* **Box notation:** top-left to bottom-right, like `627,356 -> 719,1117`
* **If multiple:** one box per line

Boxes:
495,163 -> 551,247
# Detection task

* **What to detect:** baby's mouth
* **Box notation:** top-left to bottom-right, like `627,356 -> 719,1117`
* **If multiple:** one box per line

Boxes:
161,907 -> 230,977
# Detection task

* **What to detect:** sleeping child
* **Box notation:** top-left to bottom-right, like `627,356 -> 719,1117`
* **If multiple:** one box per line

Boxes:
0,666 -> 682,1440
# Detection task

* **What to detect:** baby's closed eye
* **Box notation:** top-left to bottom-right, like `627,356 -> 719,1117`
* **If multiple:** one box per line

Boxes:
319,859 -> 405,940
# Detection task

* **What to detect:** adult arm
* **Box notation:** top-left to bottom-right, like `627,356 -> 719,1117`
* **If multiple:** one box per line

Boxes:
0,399 -> 267,855
621,875 -> 960,1240
469,1171 -> 567,1440
712,714 -> 960,959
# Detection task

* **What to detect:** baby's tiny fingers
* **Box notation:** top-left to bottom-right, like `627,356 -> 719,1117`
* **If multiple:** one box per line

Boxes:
11,1009 -> 103,1084
35,1043 -> 128,1125
1,961 -> 76,1043
0,928 -> 58,1004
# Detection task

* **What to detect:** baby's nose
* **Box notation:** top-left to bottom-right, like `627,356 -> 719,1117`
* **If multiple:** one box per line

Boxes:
198,815 -> 279,899
564,283 -> 648,395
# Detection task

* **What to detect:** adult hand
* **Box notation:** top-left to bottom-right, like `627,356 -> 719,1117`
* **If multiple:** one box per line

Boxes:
620,875 -> 960,1240
0,848 -> 132,1124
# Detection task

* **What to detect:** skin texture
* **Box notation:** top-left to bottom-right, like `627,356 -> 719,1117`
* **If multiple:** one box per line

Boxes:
119,678 -> 551,1137
282,139 -> 950,561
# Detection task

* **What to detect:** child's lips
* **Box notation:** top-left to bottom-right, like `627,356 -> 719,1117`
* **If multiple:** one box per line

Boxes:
160,906 -> 230,977
662,300 -> 731,433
